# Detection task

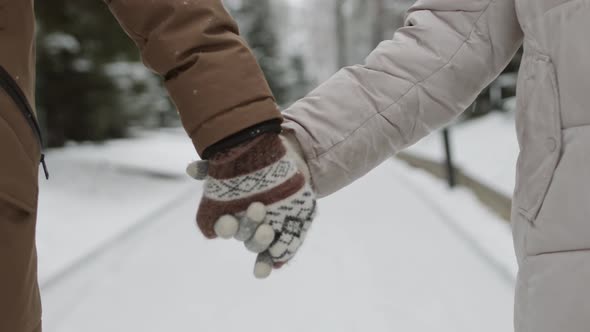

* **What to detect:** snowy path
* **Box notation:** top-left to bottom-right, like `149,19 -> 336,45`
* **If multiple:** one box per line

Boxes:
40,160 -> 516,332
406,111 -> 519,197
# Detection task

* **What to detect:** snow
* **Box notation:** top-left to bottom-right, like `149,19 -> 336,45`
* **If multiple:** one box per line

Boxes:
36,128 -> 197,286
43,32 -> 81,55
406,111 -> 520,197
37,129 -> 517,332
104,62 -> 173,125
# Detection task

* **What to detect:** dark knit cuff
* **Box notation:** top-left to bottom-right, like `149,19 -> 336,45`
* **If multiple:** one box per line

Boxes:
201,119 -> 283,160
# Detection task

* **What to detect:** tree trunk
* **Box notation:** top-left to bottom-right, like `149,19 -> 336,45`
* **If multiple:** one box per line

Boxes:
335,0 -> 348,67
372,0 -> 386,48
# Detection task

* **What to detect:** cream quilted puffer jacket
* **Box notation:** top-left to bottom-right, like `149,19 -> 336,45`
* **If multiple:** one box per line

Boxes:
283,1 -> 590,331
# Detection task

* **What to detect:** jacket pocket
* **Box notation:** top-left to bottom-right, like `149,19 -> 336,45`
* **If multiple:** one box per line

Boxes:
513,49 -> 562,223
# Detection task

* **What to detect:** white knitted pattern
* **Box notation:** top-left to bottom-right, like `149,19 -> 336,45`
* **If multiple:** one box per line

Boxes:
204,157 -> 297,201
265,184 -> 316,262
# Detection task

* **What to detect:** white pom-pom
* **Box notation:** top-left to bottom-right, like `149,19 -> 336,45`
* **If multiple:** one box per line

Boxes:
253,224 -> 275,247
254,262 -> 272,279
246,202 -> 266,223
254,252 -> 273,279
245,224 -> 275,253
214,215 -> 239,239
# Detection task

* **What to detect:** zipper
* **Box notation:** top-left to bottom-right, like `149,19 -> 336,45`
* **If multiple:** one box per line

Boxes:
0,66 -> 49,179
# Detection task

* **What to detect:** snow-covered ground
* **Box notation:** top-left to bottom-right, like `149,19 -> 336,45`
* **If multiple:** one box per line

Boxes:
407,111 -> 519,197
36,128 -> 197,286
37,127 -> 517,332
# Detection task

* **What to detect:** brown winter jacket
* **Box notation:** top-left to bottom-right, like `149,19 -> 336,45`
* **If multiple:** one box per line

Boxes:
106,0 -> 282,154
1,1 -> 280,331
1,1 -> 42,331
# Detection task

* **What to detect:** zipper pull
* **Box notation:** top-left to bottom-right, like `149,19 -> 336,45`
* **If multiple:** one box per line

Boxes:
40,154 -> 49,180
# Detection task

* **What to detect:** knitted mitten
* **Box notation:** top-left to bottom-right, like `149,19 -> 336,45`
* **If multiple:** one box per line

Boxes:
187,132 -> 317,278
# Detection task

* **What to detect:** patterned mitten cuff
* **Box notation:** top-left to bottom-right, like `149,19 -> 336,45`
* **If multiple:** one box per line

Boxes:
188,132 -> 317,277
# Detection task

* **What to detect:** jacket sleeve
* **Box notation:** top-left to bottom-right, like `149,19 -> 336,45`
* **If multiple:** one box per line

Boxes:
283,0 -> 523,197
104,0 -> 282,155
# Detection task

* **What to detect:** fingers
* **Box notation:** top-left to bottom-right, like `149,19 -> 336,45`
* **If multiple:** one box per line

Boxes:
234,202 -> 266,241
266,223 -> 305,265
186,160 -> 209,180
211,202 -> 282,279
254,251 -> 273,279
239,203 -> 275,253
213,215 -> 239,239
215,202 -> 275,253
251,224 -> 304,279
